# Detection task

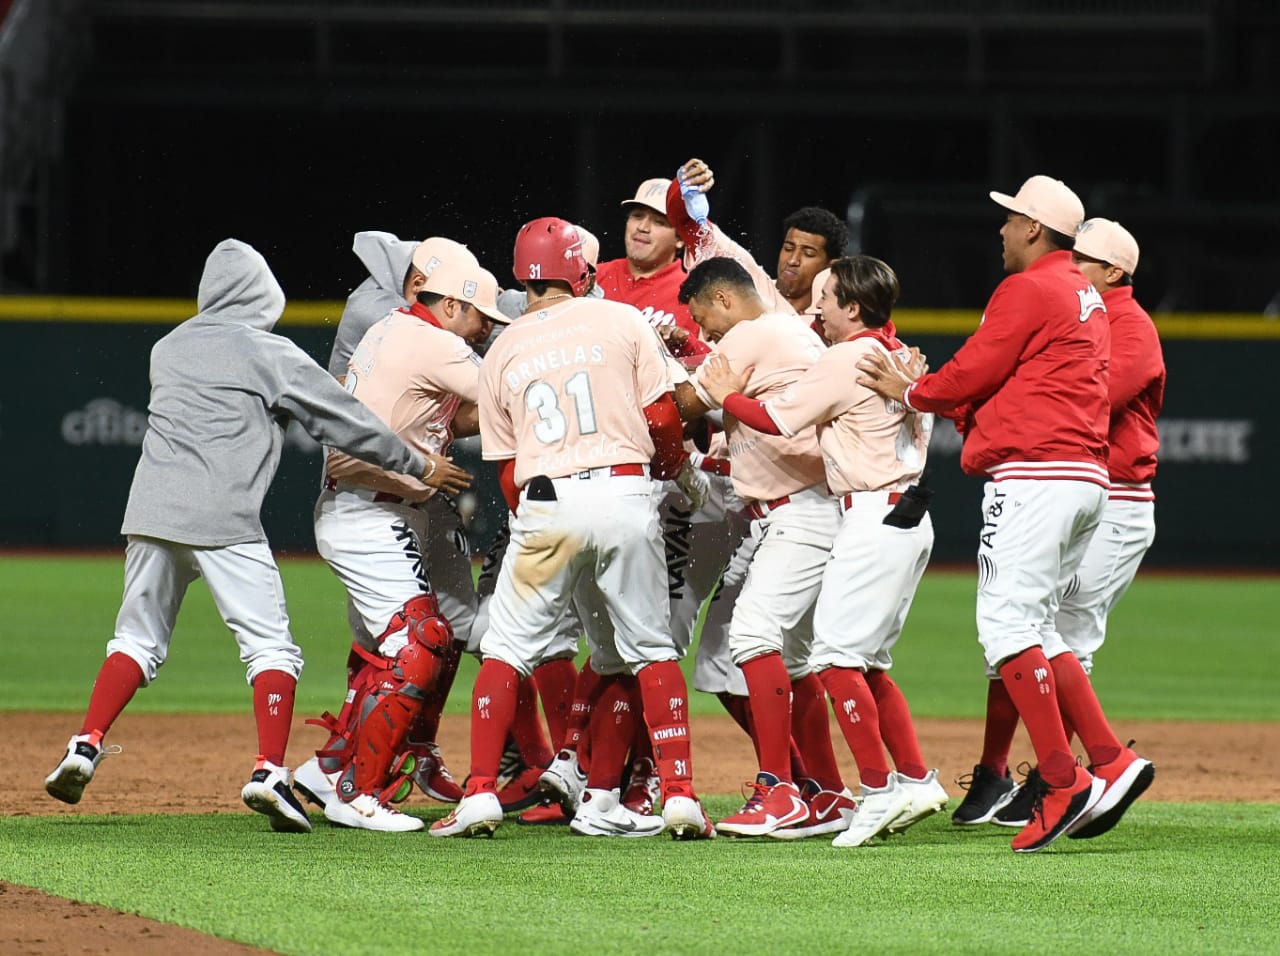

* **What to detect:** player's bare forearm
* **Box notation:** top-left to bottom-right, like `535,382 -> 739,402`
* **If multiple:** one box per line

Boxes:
421,452 -> 473,495
673,380 -> 711,421
326,449 -> 436,502
451,402 -> 480,438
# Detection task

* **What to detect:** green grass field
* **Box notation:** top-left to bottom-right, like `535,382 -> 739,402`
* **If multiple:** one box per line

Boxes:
2,553 -> 1278,955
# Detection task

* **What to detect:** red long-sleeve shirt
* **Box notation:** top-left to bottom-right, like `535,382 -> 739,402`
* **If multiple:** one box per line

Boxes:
594,257 -> 708,358
1101,285 -> 1164,496
904,250 -> 1110,485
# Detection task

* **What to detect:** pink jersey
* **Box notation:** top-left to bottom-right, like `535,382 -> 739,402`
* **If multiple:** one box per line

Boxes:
326,304 -> 481,494
691,313 -> 826,502
479,297 -> 672,486
766,334 -> 931,496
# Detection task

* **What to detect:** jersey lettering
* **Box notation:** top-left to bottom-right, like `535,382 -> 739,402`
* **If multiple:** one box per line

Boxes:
524,370 -> 600,444
1077,286 -> 1105,323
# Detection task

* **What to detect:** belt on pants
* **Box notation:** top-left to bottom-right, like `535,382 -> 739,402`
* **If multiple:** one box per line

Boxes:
323,477 -> 410,505
566,463 -> 649,480
838,490 -> 902,514
698,456 -> 731,476
745,494 -> 791,520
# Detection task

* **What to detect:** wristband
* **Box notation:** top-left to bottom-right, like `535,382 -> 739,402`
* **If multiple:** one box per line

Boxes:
422,459 -> 438,483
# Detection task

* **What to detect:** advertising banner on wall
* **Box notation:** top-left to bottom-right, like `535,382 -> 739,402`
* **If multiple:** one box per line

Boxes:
1,305 -> 1274,567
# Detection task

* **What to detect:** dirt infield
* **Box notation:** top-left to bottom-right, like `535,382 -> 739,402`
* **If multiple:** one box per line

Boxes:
6,711 -> 1279,955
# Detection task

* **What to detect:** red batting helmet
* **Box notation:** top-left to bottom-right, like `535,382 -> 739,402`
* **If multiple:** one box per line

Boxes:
512,217 -> 592,298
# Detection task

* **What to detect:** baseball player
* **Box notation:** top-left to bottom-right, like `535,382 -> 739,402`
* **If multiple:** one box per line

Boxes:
595,176 -> 708,360
665,157 -> 847,316
990,218 -> 1166,828
857,175 -> 1155,852
675,255 -> 850,838
699,256 -> 949,845
298,253 -> 505,831
429,217 -> 715,840
44,239 -> 439,833
301,234 -> 486,809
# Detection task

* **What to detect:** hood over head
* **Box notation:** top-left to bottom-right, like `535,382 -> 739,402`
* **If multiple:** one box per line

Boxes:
353,230 -> 420,295
196,239 -> 286,331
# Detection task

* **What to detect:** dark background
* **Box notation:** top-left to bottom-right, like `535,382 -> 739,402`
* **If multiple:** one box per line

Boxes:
2,0 -> 1277,566
4,0 -> 1279,311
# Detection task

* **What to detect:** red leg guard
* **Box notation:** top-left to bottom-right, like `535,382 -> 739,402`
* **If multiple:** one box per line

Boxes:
339,594 -> 453,800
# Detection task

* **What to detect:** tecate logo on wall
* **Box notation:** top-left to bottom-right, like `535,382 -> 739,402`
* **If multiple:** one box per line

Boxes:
61,399 -> 147,446
1156,419 -> 1252,464
927,418 -> 1252,465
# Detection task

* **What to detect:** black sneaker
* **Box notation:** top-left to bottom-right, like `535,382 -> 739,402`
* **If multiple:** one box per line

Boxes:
992,766 -> 1039,828
951,764 -> 1016,826
241,762 -> 312,834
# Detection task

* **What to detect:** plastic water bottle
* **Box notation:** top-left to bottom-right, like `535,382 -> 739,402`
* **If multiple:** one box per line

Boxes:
678,170 -> 710,234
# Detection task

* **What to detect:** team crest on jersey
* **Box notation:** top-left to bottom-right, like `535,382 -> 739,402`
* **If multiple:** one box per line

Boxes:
1076,286 -> 1105,323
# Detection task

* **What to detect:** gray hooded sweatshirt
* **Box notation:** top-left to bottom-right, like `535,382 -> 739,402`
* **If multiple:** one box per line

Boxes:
121,239 -> 426,547
327,230 -> 419,377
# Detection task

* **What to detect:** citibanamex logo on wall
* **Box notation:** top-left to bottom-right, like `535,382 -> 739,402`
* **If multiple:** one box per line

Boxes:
61,398 -> 147,446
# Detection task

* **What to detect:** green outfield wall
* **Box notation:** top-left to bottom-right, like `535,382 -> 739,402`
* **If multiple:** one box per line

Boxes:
2,298 -> 1275,567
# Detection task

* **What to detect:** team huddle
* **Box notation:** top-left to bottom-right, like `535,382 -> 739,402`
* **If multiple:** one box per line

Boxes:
45,158 -> 1165,854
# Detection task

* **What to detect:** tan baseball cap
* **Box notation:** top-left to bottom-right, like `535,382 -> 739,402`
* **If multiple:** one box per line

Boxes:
411,236 -> 477,279
621,178 -> 671,215
805,267 -> 832,316
1074,217 -> 1140,275
422,259 -> 509,323
990,175 -> 1085,237
574,225 -> 601,268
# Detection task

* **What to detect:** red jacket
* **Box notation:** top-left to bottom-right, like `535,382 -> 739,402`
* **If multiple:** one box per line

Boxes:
1102,285 -> 1164,495
904,250 -> 1110,484
594,257 -> 707,357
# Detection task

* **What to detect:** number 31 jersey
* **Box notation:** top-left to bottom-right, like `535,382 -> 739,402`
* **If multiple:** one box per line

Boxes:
478,297 -> 673,486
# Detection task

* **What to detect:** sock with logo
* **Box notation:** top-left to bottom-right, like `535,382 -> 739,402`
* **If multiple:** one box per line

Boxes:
789,672 -> 844,792
584,675 -> 634,791
468,659 -> 521,782
998,648 -> 1076,788
977,678 -> 1020,778
740,652 -> 794,782
533,656 -> 579,752
865,669 -> 929,780
819,667 -> 891,789
81,652 -> 144,739
636,660 -> 695,799
564,659 -> 603,754
251,669 -> 297,767
1049,652 -> 1121,768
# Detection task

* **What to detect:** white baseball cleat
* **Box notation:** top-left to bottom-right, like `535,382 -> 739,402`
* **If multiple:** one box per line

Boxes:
428,791 -> 503,838
662,795 -> 717,841
292,756 -> 340,810
45,733 -> 121,805
324,793 -> 424,832
832,777 -> 913,847
886,769 -> 950,834
539,749 -> 588,813
570,788 -> 666,838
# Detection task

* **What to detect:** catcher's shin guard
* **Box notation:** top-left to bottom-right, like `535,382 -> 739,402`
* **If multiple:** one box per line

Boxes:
337,595 -> 454,801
